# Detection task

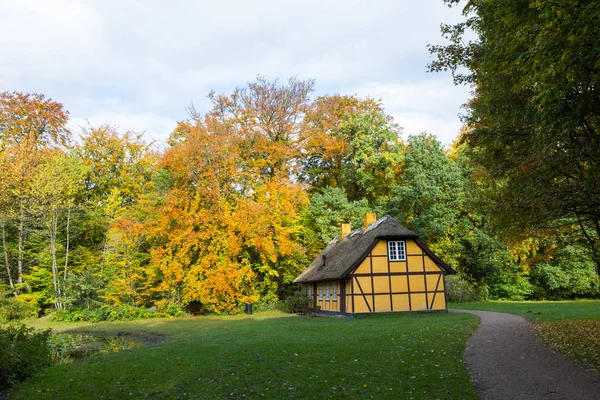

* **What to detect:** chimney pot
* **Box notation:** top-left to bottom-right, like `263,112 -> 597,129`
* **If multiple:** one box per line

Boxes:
340,223 -> 352,239
362,213 -> 377,232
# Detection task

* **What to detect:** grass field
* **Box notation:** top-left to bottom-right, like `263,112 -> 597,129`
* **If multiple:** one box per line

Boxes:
451,300 -> 600,373
12,312 -> 480,399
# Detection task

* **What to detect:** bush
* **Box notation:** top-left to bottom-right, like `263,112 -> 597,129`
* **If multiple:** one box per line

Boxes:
251,299 -> 283,313
490,275 -> 535,301
282,291 -> 310,313
0,294 -> 38,323
51,304 -> 184,323
445,275 -> 481,302
0,324 -> 52,390
529,245 -> 600,300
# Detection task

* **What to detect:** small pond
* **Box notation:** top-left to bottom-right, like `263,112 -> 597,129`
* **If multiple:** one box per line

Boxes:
49,332 -> 162,364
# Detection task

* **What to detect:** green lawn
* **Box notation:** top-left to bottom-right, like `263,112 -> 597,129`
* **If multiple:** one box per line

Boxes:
451,300 -> 600,373
13,312 -> 480,399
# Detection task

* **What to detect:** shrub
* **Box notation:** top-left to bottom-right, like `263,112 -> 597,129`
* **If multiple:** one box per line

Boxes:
251,299 -> 283,313
490,275 -> 535,301
282,291 -> 310,313
0,324 -> 52,390
529,245 -> 600,300
51,304 -> 184,323
445,275 -> 481,302
0,294 -> 38,323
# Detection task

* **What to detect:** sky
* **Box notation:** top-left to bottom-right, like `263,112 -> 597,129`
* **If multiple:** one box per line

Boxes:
0,0 -> 472,145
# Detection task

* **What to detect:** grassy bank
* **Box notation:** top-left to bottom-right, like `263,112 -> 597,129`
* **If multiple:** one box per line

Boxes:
451,300 -> 600,373
13,311 -> 479,399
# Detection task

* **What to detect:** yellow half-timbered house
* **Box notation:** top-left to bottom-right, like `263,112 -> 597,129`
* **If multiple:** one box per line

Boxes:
293,213 -> 455,314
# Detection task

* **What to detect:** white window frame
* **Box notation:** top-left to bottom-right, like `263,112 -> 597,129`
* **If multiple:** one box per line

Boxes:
325,283 -> 330,300
332,282 -> 338,301
318,283 -> 323,300
307,285 -> 312,299
388,240 -> 406,261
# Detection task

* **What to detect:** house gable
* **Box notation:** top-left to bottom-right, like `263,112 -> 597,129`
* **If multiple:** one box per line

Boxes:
343,238 -> 447,313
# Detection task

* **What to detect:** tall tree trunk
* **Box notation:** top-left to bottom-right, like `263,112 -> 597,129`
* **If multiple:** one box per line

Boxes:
576,213 -> 600,278
63,205 -> 71,280
50,210 -> 62,311
17,201 -> 24,284
1,220 -> 15,293
594,216 -> 600,278
101,233 -> 109,274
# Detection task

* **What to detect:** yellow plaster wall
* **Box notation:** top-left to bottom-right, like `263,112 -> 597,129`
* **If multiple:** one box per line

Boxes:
437,276 -> 445,290
389,261 -> 406,273
374,295 -> 391,312
346,295 -> 353,313
353,294 -> 373,313
407,255 -> 424,272
391,275 -> 409,292
354,276 -> 372,293
431,292 -> 446,310
426,274 -> 442,291
409,275 -> 426,292
406,240 -> 421,255
410,293 -> 428,311
371,257 -> 388,273
354,259 -> 370,274
392,294 -> 410,311
371,241 -> 388,256
424,257 -> 443,272
373,276 -> 390,293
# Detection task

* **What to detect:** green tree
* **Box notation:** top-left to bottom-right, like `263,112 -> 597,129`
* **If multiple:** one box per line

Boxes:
76,125 -> 155,274
429,0 -> 600,275
387,134 -> 532,299
301,95 -> 403,202
303,186 -> 371,247
30,151 -> 85,310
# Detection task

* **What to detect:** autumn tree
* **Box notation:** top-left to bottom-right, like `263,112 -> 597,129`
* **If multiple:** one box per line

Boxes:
147,78 -> 312,312
301,95 -> 403,202
30,151 -> 85,310
429,0 -> 600,275
0,92 -> 71,287
76,125 -> 155,269
149,120 -> 261,312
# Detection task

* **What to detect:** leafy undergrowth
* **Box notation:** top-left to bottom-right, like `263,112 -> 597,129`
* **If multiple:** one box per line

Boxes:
14,311 -> 480,399
451,300 -> 600,372
532,320 -> 600,373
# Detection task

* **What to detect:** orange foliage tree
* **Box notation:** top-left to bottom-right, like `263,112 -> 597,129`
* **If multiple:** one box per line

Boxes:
146,78 -> 311,313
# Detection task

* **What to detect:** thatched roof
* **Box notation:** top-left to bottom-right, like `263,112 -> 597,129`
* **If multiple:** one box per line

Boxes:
293,215 -> 455,284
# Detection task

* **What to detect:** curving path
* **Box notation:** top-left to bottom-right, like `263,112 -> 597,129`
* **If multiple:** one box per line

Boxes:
452,309 -> 600,400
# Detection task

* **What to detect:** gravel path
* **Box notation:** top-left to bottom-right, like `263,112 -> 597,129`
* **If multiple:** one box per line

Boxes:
452,309 -> 600,400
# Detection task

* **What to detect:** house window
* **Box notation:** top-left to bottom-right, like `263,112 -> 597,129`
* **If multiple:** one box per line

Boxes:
318,284 -> 323,300
306,285 -> 312,299
388,240 -> 406,261
332,282 -> 337,301
326,283 -> 330,300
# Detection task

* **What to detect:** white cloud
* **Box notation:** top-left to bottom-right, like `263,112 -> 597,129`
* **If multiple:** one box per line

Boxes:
69,113 -> 177,144
394,112 -> 464,146
351,79 -> 471,144
0,0 -> 472,144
